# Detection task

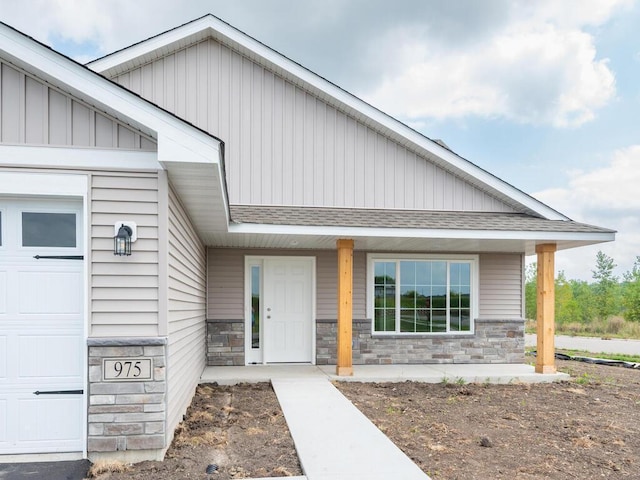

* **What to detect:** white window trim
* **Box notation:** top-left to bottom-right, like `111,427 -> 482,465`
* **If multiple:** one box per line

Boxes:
366,253 -> 479,336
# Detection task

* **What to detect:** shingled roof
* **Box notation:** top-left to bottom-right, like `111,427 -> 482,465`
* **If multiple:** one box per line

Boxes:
230,205 -> 614,234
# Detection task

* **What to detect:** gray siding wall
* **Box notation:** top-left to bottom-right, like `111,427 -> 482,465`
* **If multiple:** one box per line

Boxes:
207,248 -> 366,321
111,39 -> 515,212
207,249 -> 521,321
0,61 -> 156,150
166,184 -> 207,443
479,253 -> 523,319
91,172 -> 160,337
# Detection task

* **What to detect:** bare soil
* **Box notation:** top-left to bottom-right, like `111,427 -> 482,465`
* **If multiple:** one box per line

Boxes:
90,383 -> 302,480
91,361 -> 640,479
338,360 -> 640,479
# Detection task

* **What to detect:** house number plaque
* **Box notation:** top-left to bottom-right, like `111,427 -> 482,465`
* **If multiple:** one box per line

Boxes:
103,358 -> 153,381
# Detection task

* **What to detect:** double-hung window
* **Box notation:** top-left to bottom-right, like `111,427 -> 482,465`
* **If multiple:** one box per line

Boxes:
369,255 -> 478,334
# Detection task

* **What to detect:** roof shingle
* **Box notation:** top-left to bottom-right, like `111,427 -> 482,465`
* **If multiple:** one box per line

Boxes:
230,205 -> 614,234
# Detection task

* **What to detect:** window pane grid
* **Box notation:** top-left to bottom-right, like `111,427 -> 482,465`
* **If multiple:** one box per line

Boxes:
374,261 -> 396,332
373,259 -> 473,334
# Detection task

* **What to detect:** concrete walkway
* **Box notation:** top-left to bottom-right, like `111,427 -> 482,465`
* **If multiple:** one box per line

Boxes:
272,378 -> 429,480
201,364 -> 568,480
526,334 -> 640,355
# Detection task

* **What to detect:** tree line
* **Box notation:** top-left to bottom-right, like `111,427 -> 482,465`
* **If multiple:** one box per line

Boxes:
525,252 -> 640,336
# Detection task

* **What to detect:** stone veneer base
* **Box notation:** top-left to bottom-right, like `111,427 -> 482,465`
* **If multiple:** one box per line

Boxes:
87,337 -> 168,462
317,318 -> 525,365
206,318 -> 524,366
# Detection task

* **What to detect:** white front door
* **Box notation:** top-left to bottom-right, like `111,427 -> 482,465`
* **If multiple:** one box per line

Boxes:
261,257 -> 314,364
0,198 -> 84,455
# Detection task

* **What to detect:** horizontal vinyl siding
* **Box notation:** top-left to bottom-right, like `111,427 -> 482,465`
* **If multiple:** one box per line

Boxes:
479,253 -> 523,319
90,172 -> 160,336
207,250 -> 521,323
112,39 -> 514,212
166,184 -> 207,445
207,248 -> 366,321
0,60 -> 156,150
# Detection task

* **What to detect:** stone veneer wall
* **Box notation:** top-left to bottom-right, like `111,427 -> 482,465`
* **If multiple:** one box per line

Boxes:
317,318 -> 525,365
87,338 -> 167,462
206,320 -> 244,365
206,318 -> 524,366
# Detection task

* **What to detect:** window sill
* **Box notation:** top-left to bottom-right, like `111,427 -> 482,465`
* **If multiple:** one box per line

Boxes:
371,332 -> 475,339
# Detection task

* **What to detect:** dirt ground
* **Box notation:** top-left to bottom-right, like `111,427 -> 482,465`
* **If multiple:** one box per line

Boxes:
339,360 -> 640,479
90,383 -> 302,480
91,360 -> 640,479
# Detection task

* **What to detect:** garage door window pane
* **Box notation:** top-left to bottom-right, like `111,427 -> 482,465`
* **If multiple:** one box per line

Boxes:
22,212 -> 76,247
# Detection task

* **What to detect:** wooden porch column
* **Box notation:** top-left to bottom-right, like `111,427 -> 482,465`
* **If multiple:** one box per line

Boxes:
535,243 -> 556,374
336,239 -> 354,376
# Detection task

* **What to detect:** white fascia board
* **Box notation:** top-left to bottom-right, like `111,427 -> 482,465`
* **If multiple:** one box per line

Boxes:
0,170 -> 87,196
227,222 -> 615,243
0,23 -> 221,166
88,15 -> 566,221
0,145 -> 160,170
88,16 -> 214,73
157,133 -> 219,166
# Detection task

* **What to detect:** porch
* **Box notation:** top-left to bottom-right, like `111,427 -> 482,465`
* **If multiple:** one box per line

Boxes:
200,362 -> 569,385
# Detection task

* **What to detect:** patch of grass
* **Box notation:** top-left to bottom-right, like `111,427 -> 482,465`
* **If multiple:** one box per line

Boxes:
556,349 -> 640,364
526,346 -> 640,364
385,404 -> 401,415
174,430 -> 226,447
188,410 -> 214,422
87,460 -> 129,478
559,317 -> 640,339
574,373 -> 592,385
527,316 -> 640,339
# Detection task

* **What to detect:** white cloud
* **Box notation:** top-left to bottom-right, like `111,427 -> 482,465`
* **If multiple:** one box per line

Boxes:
363,0 -> 627,128
533,145 -> 640,280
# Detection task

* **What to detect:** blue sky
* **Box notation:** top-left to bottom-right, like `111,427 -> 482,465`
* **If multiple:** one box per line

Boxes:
2,0 -> 638,281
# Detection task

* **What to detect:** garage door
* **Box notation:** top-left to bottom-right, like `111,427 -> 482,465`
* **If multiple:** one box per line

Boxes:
0,198 -> 84,455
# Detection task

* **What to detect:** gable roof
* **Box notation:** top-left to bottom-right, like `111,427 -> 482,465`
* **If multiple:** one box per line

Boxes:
89,14 -> 568,221
0,20 -> 230,237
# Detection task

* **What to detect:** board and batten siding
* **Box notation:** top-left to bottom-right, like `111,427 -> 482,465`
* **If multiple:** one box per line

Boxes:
110,39 -> 514,212
165,183 -> 207,445
91,172 -> 160,337
478,253 -> 524,319
0,60 -> 156,150
207,248 -> 366,321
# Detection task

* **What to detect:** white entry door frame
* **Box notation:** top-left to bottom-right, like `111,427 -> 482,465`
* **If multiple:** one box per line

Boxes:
244,256 -> 316,365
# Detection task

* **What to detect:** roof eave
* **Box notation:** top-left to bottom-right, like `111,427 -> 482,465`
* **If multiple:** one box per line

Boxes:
0,20 -> 230,235
227,222 -> 615,243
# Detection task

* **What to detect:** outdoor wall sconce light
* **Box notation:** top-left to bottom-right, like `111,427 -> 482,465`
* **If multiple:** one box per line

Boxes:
113,221 -> 137,256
